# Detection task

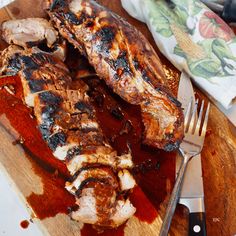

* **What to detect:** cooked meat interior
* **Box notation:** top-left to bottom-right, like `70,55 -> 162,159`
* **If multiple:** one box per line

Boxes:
46,0 -> 184,151
0,0 -> 185,228
1,18 -> 67,61
0,46 -> 136,228
1,18 -> 58,48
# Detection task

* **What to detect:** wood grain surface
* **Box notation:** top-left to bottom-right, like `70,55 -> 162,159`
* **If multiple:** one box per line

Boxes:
0,1 -> 235,236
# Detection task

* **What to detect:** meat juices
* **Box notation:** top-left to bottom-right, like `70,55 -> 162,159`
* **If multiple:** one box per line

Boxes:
0,46 -> 136,227
46,0 -> 184,151
0,0 -> 185,228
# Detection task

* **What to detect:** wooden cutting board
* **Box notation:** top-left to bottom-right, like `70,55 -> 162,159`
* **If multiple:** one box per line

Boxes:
0,1 -> 235,236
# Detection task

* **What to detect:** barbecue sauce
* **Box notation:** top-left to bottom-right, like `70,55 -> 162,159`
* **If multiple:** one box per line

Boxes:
0,76 -> 69,178
25,152 -> 75,219
0,72 -> 175,235
20,220 -> 29,229
0,76 -> 75,219
83,76 -> 176,212
77,76 -> 175,234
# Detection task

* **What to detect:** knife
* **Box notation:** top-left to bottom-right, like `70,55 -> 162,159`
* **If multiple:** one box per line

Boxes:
177,72 -> 207,236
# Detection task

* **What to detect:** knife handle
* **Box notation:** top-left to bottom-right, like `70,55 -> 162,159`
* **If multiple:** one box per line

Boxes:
189,212 -> 207,236
222,0 -> 236,23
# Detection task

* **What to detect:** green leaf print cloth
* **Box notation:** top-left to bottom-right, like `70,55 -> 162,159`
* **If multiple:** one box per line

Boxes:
122,0 -> 236,109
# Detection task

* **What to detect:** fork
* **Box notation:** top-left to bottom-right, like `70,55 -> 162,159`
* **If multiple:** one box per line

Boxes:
159,99 -> 210,236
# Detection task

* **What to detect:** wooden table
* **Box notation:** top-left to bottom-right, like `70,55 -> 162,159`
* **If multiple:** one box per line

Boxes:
0,1 -> 235,235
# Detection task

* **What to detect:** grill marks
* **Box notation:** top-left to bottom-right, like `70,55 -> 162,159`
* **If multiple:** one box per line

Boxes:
35,87 -> 104,155
0,0 -> 184,226
75,101 -> 93,117
48,131 -> 67,151
96,26 -> 116,53
68,167 -> 119,196
39,90 -> 62,104
106,50 -> 131,78
0,46 -> 136,227
47,0 -> 184,151
50,0 -> 67,11
21,55 -> 40,70
7,57 -> 22,74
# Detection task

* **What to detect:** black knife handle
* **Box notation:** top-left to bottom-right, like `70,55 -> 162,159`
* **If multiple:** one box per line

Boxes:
222,0 -> 236,23
189,212 -> 207,236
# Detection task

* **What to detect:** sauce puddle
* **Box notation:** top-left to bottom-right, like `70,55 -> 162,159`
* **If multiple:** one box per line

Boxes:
83,76 -> 176,213
0,76 -> 75,219
25,150 -> 75,219
0,71 -> 176,235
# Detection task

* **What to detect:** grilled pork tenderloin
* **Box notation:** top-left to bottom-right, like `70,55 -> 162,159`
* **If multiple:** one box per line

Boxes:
0,46 -> 136,228
46,0 -> 184,151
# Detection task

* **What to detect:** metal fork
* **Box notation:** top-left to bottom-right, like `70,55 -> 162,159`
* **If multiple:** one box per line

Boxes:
159,100 -> 210,236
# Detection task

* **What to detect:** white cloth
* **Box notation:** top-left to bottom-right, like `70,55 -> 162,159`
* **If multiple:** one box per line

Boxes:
122,0 -> 236,109
0,0 -> 13,8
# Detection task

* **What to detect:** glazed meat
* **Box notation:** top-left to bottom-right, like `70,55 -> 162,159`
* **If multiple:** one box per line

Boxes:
46,0 -> 184,151
0,46 -> 136,228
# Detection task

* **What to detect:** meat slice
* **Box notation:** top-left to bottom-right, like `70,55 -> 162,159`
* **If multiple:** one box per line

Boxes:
72,188 -> 135,227
66,146 -> 133,175
1,18 -> 58,48
0,46 -> 71,106
46,0 -> 184,151
0,47 -> 136,228
1,18 -> 67,61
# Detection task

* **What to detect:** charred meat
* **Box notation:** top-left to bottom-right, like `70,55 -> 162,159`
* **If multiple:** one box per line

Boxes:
46,0 -> 184,151
0,46 -> 136,228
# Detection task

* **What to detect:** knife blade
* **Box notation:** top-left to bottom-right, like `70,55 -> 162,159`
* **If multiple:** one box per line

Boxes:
177,72 -> 207,236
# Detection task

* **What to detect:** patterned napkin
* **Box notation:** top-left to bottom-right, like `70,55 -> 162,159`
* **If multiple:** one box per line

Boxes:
122,0 -> 236,109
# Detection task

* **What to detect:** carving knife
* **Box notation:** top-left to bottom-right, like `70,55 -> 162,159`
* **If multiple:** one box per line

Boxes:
177,72 -> 207,236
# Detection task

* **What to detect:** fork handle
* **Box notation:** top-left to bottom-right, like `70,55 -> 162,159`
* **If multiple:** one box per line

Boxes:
189,212 -> 207,236
159,156 -> 189,236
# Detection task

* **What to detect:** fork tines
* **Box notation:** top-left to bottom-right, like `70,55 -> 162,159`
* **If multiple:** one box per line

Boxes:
184,99 -> 210,137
